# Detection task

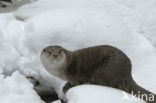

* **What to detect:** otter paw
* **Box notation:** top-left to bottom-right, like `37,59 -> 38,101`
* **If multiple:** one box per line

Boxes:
63,82 -> 73,94
26,76 -> 40,87
60,99 -> 67,103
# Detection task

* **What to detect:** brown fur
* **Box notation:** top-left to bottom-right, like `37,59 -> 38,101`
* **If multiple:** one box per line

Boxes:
41,45 -> 156,103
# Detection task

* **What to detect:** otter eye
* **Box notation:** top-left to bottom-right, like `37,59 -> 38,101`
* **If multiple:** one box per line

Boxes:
58,50 -> 61,54
43,49 -> 46,52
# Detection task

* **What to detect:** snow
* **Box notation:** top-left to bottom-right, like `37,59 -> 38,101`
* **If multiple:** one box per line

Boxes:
0,0 -> 156,103
66,85 -> 145,103
0,71 -> 44,103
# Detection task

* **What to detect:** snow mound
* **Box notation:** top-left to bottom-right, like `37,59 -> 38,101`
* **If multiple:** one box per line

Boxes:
0,71 -> 44,103
66,85 -> 145,103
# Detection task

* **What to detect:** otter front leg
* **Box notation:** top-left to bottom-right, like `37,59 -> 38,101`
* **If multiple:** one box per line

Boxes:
63,82 -> 74,94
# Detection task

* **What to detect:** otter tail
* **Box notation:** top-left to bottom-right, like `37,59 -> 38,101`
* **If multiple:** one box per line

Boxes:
122,79 -> 156,103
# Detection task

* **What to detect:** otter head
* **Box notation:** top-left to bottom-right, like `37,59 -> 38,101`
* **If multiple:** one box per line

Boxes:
40,45 -> 67,80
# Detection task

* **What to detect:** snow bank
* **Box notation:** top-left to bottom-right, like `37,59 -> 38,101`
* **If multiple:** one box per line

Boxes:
116,0 -> 156,47
66,85 -> 145,103
0,72 -> 44,103
0,11 -> 64,101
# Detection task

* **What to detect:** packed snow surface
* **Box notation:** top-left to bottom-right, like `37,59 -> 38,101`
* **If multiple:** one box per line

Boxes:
0,0 -> 156,103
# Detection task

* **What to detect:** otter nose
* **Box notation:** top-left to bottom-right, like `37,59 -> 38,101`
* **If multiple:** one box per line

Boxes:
53,54 -> 58,57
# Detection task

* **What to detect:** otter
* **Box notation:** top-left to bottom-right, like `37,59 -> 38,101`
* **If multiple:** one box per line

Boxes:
40,45 -> 156,103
